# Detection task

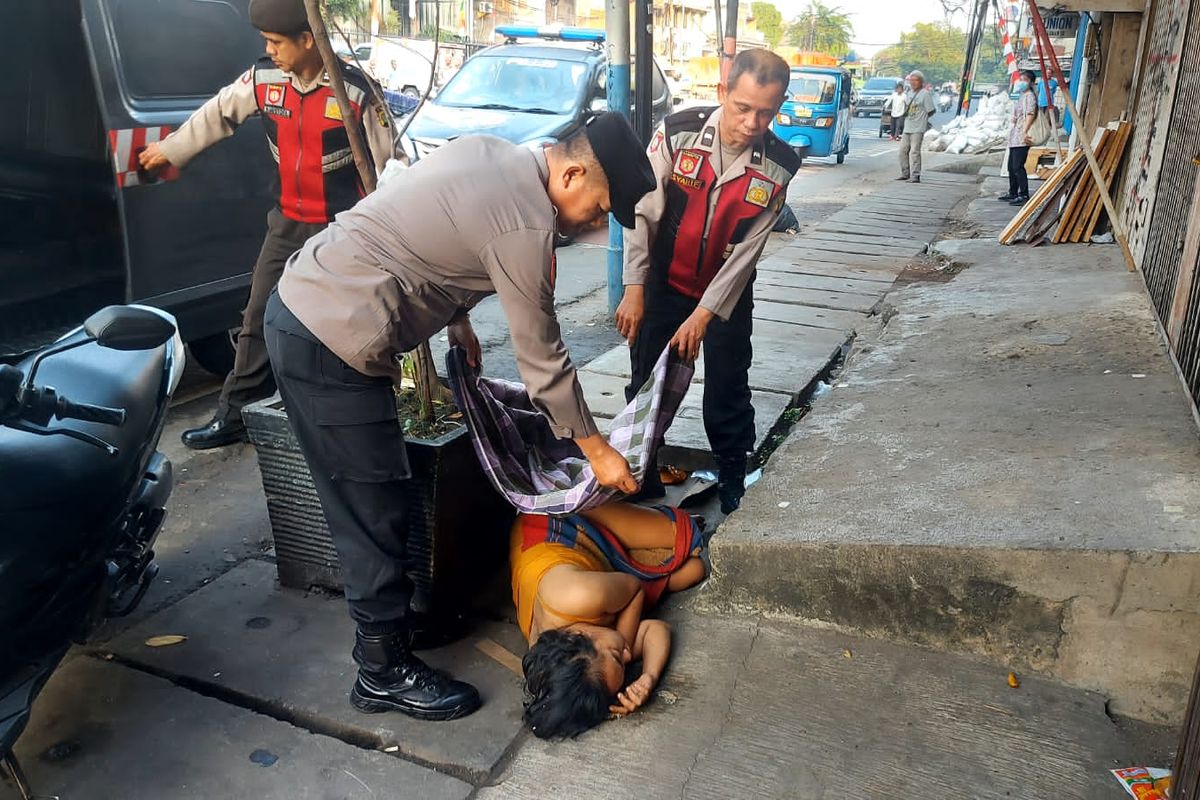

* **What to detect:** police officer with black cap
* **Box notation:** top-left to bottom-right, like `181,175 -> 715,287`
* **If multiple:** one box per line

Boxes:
140,0 -> 393,450
264,113 -> 655,721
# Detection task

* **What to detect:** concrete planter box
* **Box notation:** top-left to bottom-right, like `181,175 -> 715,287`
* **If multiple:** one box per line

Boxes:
242,397 -> 511,615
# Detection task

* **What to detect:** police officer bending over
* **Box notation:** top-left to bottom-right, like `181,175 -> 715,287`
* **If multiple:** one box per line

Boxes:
265,114 -> 654,721
617,49 -> 799,515
139,0 -> 393,450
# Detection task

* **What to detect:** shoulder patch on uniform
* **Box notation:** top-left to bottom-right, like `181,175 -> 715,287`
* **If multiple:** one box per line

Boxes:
763,130 -> 802,176
700,126 -> 715,147
240,68 -> 253,85
375,102 -> 390,128
649,129 -> 663,154
665,106 -> 716,136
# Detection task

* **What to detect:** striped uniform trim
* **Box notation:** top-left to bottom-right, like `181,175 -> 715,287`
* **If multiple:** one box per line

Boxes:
107,126 -> 180,188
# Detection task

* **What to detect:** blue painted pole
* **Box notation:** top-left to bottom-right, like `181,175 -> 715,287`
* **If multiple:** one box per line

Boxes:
1063,13 -> 1089,136
605,0 -> 631,314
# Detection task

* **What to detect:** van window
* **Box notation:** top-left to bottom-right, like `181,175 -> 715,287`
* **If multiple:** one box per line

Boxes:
105,0 -> 261,100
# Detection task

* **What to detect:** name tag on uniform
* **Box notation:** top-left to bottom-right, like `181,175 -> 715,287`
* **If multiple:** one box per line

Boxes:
745,176 -> 775,208
672,149 -> 705,189
324,96 -> 344,121
264,84 -> 290,117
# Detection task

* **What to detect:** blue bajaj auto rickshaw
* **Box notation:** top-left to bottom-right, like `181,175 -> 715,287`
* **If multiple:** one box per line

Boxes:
771,66 -> 852,165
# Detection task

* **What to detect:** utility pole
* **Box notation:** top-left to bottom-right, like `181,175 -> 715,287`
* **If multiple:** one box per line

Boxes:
635,0 -> 653,144
721,0 -> 738,83
605,0 -> 631,313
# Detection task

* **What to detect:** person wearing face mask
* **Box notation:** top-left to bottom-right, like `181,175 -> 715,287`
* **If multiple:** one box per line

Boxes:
264,113 -> 654,723
615,49 -> 800,515
1000,70 -> 1039,205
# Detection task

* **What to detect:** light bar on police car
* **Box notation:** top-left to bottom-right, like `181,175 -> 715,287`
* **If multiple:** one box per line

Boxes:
495,25 -> 605,42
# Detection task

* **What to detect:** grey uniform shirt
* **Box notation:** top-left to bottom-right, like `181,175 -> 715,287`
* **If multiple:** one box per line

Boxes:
277,136 -> 598,440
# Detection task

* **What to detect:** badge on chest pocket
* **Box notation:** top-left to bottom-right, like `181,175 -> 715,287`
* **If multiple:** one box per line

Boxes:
672,149 -> 706,189
744,176 -> 775,208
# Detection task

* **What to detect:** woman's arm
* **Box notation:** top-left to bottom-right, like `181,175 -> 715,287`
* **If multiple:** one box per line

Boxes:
610,619 -> 673,716
538,568 -> 641,622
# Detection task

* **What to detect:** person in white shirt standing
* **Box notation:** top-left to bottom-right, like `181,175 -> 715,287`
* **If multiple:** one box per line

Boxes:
887,82 -> 908,140
897,70 -> 936,183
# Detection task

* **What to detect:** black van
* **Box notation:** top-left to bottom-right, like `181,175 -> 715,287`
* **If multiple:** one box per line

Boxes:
2,0 -> 275,373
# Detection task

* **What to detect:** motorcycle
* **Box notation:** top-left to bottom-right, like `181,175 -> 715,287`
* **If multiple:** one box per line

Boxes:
0,305 -> 184,799
938,91 -> 954,113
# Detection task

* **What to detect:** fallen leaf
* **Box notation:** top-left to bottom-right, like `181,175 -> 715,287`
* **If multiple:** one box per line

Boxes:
383,745 -> 400,753
843,649 -> 853,659
1007,671 -> 1020,689
655,690 -> 678,705
145,635 -> 187,648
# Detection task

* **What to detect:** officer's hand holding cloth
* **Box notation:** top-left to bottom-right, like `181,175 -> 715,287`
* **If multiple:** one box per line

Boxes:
263,113 -> 654,722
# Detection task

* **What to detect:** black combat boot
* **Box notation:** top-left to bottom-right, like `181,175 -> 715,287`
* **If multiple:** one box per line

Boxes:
716,454 -> 748,515
350,626 -> 481,721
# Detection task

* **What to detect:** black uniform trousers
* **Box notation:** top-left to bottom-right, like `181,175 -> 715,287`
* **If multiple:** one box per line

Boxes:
264,292 -> 413,626
217,209 -> 327,422
625,276 -> 756,460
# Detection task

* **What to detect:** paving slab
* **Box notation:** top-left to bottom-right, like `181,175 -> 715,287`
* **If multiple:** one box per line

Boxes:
781,248 -> 910,269
754,282 -> 881,313
581,320 -> 846,395
753,300 -> 867,332
105,560 -> 528,780
760,259 -> 901,282
479,612 -> 1170,800
807,226 -> 929,247
753,269 -> 894,293
13,655 -> 471,800
797,233 -> 922,257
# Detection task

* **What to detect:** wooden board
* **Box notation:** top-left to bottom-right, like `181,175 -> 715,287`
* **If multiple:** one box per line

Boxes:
1063,124 -> 1122,241
999,148 -> 1087,244
1052,126 -> 1113,243
1079,120 -> 1132,241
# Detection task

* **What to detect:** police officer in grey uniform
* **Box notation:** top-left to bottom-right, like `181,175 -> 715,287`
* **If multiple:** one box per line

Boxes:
264,113 -> 655,721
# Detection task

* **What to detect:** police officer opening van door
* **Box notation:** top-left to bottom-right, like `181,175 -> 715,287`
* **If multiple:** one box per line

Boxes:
617,50 -> 800,515
265,113 -> 654,721
138,0 -> 394,450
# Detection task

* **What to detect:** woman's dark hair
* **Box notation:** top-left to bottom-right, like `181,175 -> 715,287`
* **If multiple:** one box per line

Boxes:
522,629 -> 614,740
1020,70 -> 1037,84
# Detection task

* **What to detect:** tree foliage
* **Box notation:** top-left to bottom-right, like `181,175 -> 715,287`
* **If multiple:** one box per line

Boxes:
751,2 -> 785,49
872,22 -> 962,85
785,1 -> 853,56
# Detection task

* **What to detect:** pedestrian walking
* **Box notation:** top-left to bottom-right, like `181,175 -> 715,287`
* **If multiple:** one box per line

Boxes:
615,49 -> 801,515
138,0 -> 394,451
897,70 -> 936,183
1000,69 -> 1039,205
265,113 -> 655,723
887,82 -> 908,140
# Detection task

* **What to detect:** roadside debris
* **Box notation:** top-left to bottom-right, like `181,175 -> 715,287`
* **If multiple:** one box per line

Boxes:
924,94 -> 1014,154
1007,671 -> 1020,688
1111,767 -> 1171,799
144,635 -> 187,648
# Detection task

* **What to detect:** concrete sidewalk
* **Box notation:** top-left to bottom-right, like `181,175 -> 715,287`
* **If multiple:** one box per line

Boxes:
703,168 -> 1200,726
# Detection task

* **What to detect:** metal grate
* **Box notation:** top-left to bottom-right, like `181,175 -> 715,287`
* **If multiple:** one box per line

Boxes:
1117,0 -> 1193,267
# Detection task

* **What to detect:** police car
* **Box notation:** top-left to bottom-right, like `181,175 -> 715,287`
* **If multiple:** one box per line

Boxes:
406,25 -> 673,158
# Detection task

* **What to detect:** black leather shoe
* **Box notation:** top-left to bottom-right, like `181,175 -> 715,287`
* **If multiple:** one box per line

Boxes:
909,176 -> 921,183
997,193 -> 1016,201
895,175 -> 910,181
350,628 -> 480,721
181,415 -> 246,450
1008,195 -> 1029,206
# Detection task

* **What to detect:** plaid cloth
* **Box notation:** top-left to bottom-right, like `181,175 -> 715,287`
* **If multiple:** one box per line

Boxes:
446,346 -> 693,514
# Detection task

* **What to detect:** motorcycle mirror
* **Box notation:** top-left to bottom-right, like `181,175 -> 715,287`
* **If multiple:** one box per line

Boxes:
84,306 -> 176,351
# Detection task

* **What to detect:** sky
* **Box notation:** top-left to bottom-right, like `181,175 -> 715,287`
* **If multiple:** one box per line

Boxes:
773,0 -> 962,58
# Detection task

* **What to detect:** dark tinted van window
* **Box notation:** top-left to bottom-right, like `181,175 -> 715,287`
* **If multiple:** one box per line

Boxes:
106,0 -> 259,99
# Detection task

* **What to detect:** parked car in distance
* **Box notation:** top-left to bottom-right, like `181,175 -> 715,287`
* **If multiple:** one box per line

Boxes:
854,75 -> 903,117
405,25 -> 672,160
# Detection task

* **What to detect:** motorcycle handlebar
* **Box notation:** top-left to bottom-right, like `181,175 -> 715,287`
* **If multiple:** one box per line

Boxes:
56,397 -> 127,427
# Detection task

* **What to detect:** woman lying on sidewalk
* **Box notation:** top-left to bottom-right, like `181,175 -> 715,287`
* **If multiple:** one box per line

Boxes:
510,502 -> 707,739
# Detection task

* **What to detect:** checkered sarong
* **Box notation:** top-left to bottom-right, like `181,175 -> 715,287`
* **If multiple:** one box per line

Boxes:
446,346 -> 693,515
